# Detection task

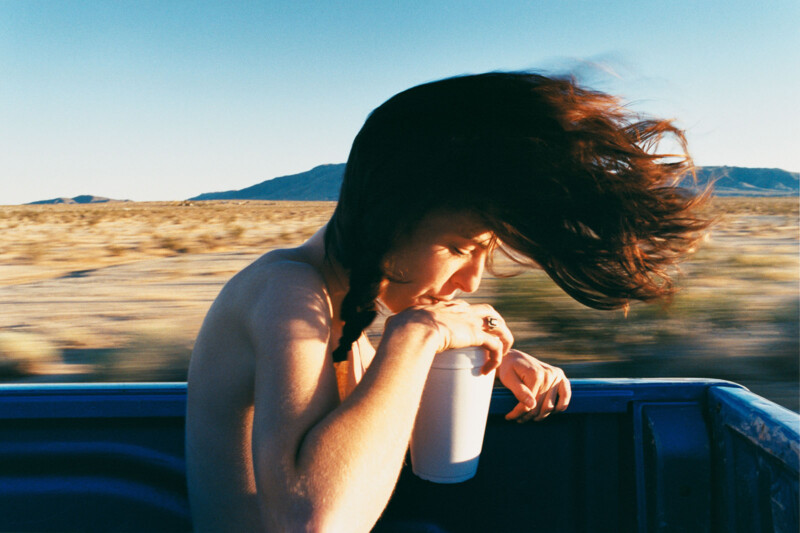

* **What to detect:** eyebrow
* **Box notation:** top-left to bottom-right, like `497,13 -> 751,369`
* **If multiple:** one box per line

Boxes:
453,231 -> 494,250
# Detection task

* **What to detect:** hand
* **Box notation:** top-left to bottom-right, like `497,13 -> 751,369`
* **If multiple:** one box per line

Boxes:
497,350 -> 571,422
393,300 -> 513,374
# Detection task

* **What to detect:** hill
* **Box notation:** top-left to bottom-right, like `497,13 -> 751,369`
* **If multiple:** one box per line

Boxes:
693,167 -> 799,196
190,164 -> 797,202
189,164 -> 346,202
26,165 -> 797,205
28,195 -> 128,205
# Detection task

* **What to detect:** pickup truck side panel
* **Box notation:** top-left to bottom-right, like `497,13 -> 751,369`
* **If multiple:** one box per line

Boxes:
0,380 -> 797,533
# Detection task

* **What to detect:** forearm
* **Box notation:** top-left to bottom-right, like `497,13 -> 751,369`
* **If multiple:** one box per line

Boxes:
267,320 -> 440,531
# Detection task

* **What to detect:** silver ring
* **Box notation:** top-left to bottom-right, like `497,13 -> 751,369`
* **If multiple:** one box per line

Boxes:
485,316 -> 499,330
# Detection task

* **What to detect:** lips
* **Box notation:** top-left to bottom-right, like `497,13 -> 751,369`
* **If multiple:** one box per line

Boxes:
418,291 -> 460,305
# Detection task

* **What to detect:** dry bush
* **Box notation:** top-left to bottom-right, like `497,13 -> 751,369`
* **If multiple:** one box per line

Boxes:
197,232 -> 222,250
152,234 -> 193,254
0,331 -> 62,376
225,224 -> 246,240
106,244 -> 128,256
18,241 -> 47,264
92,326 -> 192,382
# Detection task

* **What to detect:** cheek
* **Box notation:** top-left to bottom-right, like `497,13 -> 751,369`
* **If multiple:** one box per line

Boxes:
378,277 -> 430,313
381,281 -> 416,302
378,286 -> 410,314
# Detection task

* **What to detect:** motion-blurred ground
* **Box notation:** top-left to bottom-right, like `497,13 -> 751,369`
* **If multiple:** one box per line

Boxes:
0,198 -> 797,411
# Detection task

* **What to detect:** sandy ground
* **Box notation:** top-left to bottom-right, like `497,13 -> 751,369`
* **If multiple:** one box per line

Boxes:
0,201 -> 334,380
0,198 -> 797,411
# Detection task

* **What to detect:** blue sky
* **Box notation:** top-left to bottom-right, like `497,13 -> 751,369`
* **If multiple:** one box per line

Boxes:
2,0 -> 798,204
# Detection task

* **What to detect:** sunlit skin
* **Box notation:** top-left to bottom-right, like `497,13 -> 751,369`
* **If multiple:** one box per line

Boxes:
379,210 -> 571,419
379,211 -> 493,312
186,211 -> 571,532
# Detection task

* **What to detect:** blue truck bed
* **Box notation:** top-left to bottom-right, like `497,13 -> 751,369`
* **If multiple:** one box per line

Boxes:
0,379 -> 797,532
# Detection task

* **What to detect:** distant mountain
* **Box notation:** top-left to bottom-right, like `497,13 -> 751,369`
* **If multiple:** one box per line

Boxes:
28,195 -> 128,205
692,167 -> 799,197
28,164 -> 796,205
190,164 -> 797,202
189,164 -> 346,201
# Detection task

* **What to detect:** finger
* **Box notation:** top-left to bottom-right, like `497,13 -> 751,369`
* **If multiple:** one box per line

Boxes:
521,371 -> 554,422
502,373 -> 537,410
496,323 -> 514,356
504,402 -> 530,421
524,362 -> 546,399
555,377 -> 572,412
534,385 -> 559,421
517,407 -> 540,423
485,315 -> 513,355
473,304 -> 514,355
480,335 -> 504,374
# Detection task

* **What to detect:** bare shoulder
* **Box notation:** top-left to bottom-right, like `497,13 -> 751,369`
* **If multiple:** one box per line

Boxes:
188,247 -> 337,416
203,249 -> 334,352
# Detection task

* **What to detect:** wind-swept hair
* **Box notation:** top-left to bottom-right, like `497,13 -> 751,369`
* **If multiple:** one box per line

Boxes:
325,71 -> 710,362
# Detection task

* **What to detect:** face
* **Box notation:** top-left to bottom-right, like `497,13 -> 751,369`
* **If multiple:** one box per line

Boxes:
378,211 -> 494,313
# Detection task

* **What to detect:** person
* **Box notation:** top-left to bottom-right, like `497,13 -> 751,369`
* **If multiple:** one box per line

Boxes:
185,71 -> 709,532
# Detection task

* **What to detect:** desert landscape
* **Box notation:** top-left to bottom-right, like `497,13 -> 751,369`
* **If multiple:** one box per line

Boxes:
0,197 -> 797,411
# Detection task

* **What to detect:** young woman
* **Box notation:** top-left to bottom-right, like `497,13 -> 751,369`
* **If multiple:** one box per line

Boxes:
185,72 -> 709,532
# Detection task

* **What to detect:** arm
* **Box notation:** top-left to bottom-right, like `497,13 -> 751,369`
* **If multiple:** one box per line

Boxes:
249,269 -> 510,532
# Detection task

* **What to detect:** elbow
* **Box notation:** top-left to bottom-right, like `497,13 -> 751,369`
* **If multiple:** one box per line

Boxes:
291,516 -> 337,533
255,453 -> 370,532
268,514 -> 349,533
262,497 -> 351,533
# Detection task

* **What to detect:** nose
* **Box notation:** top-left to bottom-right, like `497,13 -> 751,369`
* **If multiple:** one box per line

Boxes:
452,253 -> 486,294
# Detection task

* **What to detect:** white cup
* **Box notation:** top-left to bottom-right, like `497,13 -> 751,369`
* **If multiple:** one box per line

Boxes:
410,346 -> 496,483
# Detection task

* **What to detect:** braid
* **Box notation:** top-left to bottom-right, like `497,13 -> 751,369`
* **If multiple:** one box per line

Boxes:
331,252 -> 384,363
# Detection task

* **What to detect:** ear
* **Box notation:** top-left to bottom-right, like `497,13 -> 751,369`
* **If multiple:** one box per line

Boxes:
377,277 -> 390,295
380,253 -> 408,284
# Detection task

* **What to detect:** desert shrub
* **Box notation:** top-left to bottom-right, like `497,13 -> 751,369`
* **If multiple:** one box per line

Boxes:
0,331 -> 62,377
197,232 -> 221,250
106,244 -> 128,256
91,327 -> 192,382
226,224 -> 246,240
152,234 -> 192,254
18,241 -> 47,264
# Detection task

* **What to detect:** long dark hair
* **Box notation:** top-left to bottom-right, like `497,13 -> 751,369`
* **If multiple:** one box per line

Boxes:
325,71 -> 710,362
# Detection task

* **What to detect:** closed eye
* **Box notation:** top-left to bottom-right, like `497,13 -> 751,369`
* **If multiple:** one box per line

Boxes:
449,246 -> 469,256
